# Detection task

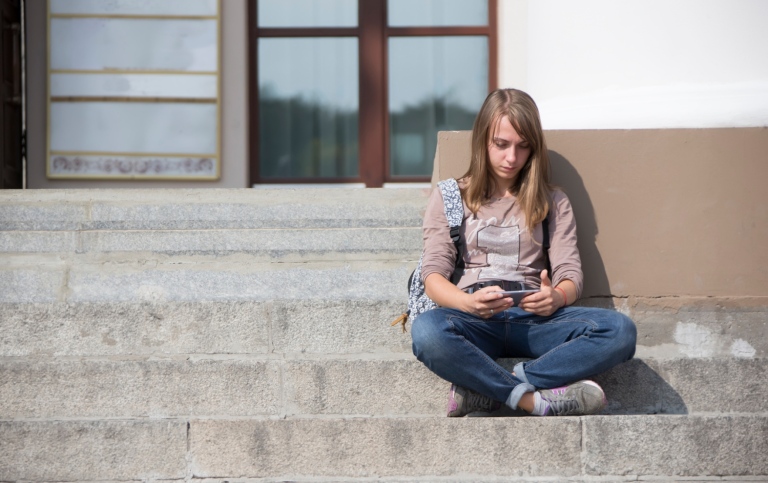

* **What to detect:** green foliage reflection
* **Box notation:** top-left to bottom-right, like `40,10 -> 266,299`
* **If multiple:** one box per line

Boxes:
259,87 -> 477,179
390,94 -> 476,177
259,85 -> 359,179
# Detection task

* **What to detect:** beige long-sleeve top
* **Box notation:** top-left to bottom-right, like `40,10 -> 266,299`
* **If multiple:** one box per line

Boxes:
420,183 -> 584,299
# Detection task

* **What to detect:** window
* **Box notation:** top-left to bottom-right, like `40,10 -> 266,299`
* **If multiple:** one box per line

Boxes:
250,0 -> 496,187
47,0 -> 221,180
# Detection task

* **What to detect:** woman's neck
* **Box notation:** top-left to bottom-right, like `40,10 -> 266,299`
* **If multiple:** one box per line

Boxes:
490,181 -> 515,200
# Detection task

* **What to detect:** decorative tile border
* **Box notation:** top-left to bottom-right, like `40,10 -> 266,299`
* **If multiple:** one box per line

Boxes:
49,155 -> 217,179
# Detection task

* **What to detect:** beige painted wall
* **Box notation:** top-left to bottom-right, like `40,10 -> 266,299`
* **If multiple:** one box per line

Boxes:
432,128 -> 768,298
25,0 -> 249,189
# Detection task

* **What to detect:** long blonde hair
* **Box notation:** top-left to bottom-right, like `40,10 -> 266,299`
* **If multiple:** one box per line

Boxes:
461,88 -> 552,232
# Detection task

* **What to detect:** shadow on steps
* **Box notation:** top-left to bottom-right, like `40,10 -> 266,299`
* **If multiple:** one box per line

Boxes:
487,358 -> 688,416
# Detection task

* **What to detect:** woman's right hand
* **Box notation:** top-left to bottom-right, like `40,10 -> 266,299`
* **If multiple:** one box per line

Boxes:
463,286 -> 514,319
424,274 -> 512,318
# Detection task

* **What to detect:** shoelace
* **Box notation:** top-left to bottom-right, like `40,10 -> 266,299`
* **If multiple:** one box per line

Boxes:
466,391 -> 498,412
543,395 -> 579,416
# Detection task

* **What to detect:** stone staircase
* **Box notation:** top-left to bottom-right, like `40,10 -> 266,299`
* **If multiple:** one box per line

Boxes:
1,188 -> 766,482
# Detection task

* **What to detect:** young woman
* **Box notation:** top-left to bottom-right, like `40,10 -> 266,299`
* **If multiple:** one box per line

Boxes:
411,88 -> 637,417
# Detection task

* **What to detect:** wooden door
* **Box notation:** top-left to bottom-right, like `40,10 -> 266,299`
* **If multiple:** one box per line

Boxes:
0,0 -> 22,189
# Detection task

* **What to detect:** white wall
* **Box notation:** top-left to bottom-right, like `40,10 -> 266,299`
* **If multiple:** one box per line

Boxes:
499,0 -> 768,129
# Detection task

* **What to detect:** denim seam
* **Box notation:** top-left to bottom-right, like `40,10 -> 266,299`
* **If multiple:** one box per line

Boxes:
521,318 -> 599,376
446,314 -> 519,387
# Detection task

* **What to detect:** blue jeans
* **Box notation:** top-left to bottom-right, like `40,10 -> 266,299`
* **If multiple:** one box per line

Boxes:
411,306 -> 637,409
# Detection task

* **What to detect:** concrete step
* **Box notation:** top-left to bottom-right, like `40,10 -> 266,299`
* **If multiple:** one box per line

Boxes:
2,357 -> 765,419
4,258 -> 763,360
1,258 -> 412,303
2,188 -> 767,482
0,301 -> 409,357
0,188 -> 428,231
0,189 -> 425,270
2,300 -> 765,359
3,188 -> 766,361
0,189 -> 425,309
0,226 -> 423,259
2,415 -> 765,481
191,415 -> 768,479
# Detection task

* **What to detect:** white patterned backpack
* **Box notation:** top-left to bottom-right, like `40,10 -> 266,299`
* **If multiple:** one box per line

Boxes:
391,178 -> 465,332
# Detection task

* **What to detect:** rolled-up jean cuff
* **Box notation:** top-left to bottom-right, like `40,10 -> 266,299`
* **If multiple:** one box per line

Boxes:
513,362 -> 529,384
506,383 -> 535,410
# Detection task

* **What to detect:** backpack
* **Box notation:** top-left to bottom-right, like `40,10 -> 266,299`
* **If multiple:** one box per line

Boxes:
391,178 -> 464,332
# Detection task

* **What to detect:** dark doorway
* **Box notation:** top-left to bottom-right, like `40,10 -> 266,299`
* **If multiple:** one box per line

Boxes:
0,0 -> 22,189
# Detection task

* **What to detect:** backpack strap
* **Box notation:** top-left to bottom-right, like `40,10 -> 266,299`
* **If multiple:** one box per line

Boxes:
438,178 -> 463,228
438,178 -> 465,272
391,178 -> 465,332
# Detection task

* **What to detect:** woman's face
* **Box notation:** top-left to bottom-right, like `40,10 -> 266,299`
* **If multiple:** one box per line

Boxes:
487,115 -> 532,186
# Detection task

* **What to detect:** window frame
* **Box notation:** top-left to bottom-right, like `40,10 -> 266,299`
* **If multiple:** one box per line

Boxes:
248,0 -> 497,187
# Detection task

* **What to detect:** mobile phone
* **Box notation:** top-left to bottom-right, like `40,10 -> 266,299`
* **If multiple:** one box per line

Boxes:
494,282 -> 538,304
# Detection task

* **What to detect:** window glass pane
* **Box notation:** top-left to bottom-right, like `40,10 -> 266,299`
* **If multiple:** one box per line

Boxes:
388,0 -> 487,27
50,102 -> 217,154
51,74 -> 217,98
259,38 -> 359,179
51,18 -> 217,72
258,0 -> 357,27
50,0 -> 217,16
389,36 -> 487,177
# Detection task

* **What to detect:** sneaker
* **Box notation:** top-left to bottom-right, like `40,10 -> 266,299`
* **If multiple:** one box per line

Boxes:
447,384 -> 502,417
538,380 -> 607,416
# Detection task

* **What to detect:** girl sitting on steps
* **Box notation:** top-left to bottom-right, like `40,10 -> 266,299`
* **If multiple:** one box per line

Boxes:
411,88 -> 637,417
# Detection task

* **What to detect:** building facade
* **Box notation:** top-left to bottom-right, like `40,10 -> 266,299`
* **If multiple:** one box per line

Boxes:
14,0 -> 768,189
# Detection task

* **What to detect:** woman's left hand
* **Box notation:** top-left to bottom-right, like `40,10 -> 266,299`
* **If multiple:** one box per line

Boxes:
517,270 -> 565,316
